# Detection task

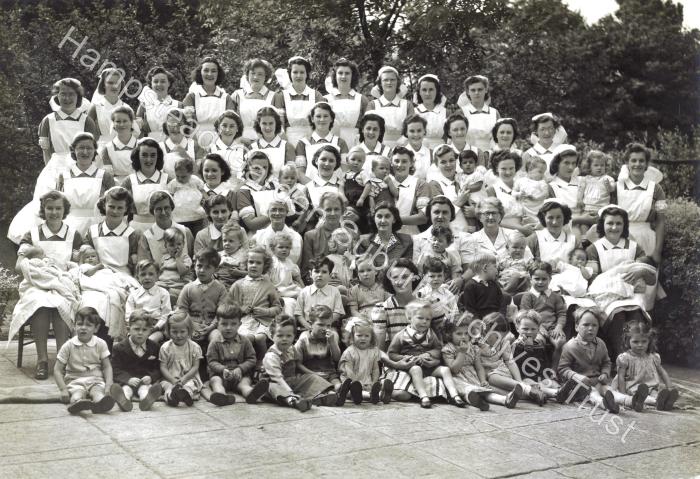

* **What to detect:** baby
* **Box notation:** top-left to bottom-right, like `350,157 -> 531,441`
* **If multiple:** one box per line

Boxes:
513,156 -> 549,221
357,156 -> 398,211
216,221 -> 248,288
497,233 -> 530,294
157,227 -> 194,305
326,227 -> 355,296
549,247 -> 593,298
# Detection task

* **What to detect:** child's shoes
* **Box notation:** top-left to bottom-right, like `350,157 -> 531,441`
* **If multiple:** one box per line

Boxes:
336,378 -> 352,406
369,382 -> 382,404
381,379 -> 393,404
110,384 -> 132,412
167,384 -> 182,407
91,395 -> 116,414
449,395 -> 468,408
631,384 -> 649,412
140,384 -> 162,411
67,399 -> 93,414
349,381 -> 363,405
657,388 -> 679,411
467,390 -> 490,411
175,387 -> 194,406
288,396 -> 312,412
246,380 -> 269,404
603,390 -> 620,414
529,385 -> 547,406
210,392 -> 230,407
312,391 -> 338,407
420,396 -> 432,409
556,378 -> 590,404
505,385 -> 522,409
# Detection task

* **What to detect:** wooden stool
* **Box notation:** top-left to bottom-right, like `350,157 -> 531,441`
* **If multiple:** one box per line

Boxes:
17,322 -> 36,368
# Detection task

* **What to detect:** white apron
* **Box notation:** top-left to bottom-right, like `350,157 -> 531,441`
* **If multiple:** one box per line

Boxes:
434,175 -> 468,233
371,98 -> 408,147
193,86 -> 228,135
160,138 -> 196,178
253,139 -> 289,177
90,223 -> 133,275
396,175 -> 419,235
594,239 -> 648,321
303,137 -> 341,179
101,136 -> 136,183
549,176 -> 580,210
283,88 -> 316,147
327,93 -> 362,149
30,225 -> 75,266
417,105 -> 447,149
35,112 -> 86,199
307,183 -> 340,209
62,168 -> 104,237
239,89 -> 275,141
143,96 -> 177,143
535,229 -> 576,265
144,223 -> 190,264
129,172 -> 169,232
462,106 -> 499,152
210,140 -> 247,179
94,98 -> 124,147
492,179 -> 523,221
407,143 -> 432,181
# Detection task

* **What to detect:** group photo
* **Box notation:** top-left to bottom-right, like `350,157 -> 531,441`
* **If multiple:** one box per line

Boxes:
0,0 -> 698,478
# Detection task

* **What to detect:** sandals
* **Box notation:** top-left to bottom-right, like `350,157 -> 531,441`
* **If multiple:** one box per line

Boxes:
35,361 -> 49,380
450,394 -> 468,408
420,396 -> 432,409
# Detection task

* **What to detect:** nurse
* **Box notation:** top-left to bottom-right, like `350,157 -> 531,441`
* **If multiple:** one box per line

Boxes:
231,58 -> 276,142
324,57 -> 369,149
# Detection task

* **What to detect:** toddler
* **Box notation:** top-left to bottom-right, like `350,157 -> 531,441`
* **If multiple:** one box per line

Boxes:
126,260 -> 172,344
262,315 -> 338,412
54,307 -> 115,414
277,165 -> 311,231
457,150 -> 486,231
341,147 -> 370,208
513,156 -> 549,221
229,246 -> 283,365
460,253 -> 506,319
611,320 -> 679,411
357,156 -> 398,211
441,313 -> 518,410
520,260 -> 567,369
497,232 -> 530,294
387,300 -> 465,408
476,312 -> 547,405
348,256 -> 389,323
549,247 -> 592,298
206,303 -> 270,406
338,317 -> 393,404
295,257 -> 344,331
75,245 -> 105,276
416,225 -> 462,280
416,257 -> 459,340
157,227 -> 194,306
194,194 -> 233,254
216,221 -> 248,289
159,312 -> 203,407
326,227 -> 355,295
177,248 -> 227,344
295,305 -> 348,404
269,231 -> 304,317
167,156 -> 207,236
577,150 -> 615,219
110,310 -> 163,412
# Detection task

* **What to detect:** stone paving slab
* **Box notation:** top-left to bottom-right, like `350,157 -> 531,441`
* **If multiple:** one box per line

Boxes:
0,453 -> 160,478
601,444 -> 700,478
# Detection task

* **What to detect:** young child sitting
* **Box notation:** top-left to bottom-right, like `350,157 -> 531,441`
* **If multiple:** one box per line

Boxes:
341,147 -> 370,209
476,312 -> 547,405
206,303 -> 270,406
557,307 -> 642,413
216,220 -> 248,289
228,246 -> 283,366
457,150 -> 486,232
54,307 -> 115,414
549,247 -> 592,298
611,320 -> 679,411
157,227 -> 194,306
159,311 -> 203,407
416,257 -> 459,340
277,165 -> 310,231
295,257 -> 344,331
357,156 -> 399,211
520,260 -> 567,370
513,156 -> 550,222
575,150 -> 615,235
110,310 -> 163,412
497,232 -> 531,294
387,300 -> 466,408
460,253 -> 506,319
338,317 -> 393,404
415,225 -> 462,280
262,315 -> 339,412
326,227 -> 355,296
167,156 -> 207,236
268,231 -> 304,316
126,260 -> 172,344
348,256 -> 389,323
177,248 -> 227,345
295,305 -> 348,405
74,245 -> 105,277
441,312 -> 518,410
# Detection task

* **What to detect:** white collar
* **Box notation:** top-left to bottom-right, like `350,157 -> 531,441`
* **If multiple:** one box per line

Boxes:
378,95 -> 401,107
395,175 -> 416,187
71,164 -> 98,176
41,222 -> 68,239
243,84 -> 269,96
331,89 -> 357,97
257,136 -> 282,148
148,222 -> 167,240
136,170 -> 161,183
310,284 -> 331,295
113,135 -> 137,150
214,138 -> 240,151
135,285 -> 158,298
165,137 -> 189,150
311,131 -> 334,143
415,103 -> 445,114
195,84 -> 225,97
360,142 -> 384,154
529,287 -> 552,297
70,336 -> 98,347
209,223 -> 222,240
311,175 -> 340,187
285,85 -> 313,97
244,179 -> 274,191
101,221 -> 128,236
623,177 -> 650,190
533,143 -> 554,155
468,104 -> 490,114
435,172 -> 457,186
56,109 -> 83,120
541,229 -> 567,243
600,237 -> 626,250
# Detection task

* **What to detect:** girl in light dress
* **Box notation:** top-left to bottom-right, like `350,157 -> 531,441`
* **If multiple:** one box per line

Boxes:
268,231 -> 304,317
402,115 -> 432,181
160,312 -> 203,407
575,150 -> 616,237
513,156 -> 550,223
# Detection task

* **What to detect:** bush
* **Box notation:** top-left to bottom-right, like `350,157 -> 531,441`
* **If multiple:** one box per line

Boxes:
0,266 -> 19,332
655,198 -> 700,366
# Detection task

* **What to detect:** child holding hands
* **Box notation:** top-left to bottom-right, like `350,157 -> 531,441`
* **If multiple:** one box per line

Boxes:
110,310 -> 163,411
206,303 -> 270,406
54,307 -> 115,414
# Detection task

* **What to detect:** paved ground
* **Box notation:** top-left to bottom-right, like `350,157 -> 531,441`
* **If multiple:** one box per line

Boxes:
1,339 -> 699,479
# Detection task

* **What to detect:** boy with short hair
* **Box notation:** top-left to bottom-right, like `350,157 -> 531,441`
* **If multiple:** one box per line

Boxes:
54,307 -> 115,414
295,257 -> 344,330
125,259 -> 172,343
460,253 -> 506,319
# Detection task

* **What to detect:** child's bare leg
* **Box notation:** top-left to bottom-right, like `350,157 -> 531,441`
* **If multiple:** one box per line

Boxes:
236,376 -> 253,397
431,366 -> 460,398
408,365 -> 428,398
488,375 -> 521,395
484,392 -> 507,406
89,385 -> 105,403
392,390 -> 412,401
124,385 -> 136,401
69,390 -> 86,405
254,334 -> 268,364
209,376 -> 227,395
330,378 -> 342,391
